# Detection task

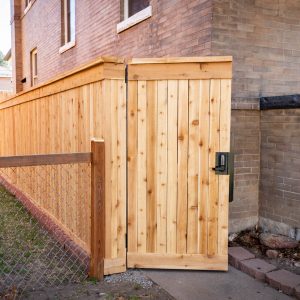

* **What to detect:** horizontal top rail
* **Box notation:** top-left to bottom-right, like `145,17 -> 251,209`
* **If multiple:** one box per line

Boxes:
128,57 -> 232,81
0,152 -> 92,168
129,56 -> 233,64
0,56 -> 125,110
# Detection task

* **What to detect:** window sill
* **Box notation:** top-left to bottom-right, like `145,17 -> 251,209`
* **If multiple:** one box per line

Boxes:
117,6 -> 152,34
59,40 -> 76,54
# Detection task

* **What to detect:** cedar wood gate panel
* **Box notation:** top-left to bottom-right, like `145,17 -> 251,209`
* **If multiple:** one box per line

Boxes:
127,57 -> 232,270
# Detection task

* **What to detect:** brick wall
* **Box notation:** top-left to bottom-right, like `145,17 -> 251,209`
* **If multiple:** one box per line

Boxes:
18,0 -> 213,90
260,109 -> 300,238
212,0 -> 300,105
211,0 -> 300,232
11,0 -> 23,93
230,110 -> 260,232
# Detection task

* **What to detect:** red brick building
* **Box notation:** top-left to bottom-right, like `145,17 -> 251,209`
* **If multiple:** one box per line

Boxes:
10,0 -> 300,237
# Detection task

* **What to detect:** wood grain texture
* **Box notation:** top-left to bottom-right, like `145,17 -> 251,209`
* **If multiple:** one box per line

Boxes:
128,62 -> 232,81
0,60 -> 127,275
177,80 -> 189,254
167,80 -> 178,254
0,153 -> 92,168
146,80 -> 157,253
137,81 -> 147,253
127,81 -> 138,253
127,58 -> 232,271
187,80 -> 200,254
90,140 -> 105,280
127,253 -> 228,270
198,80 -> 210,255
208,79 -> 221,256
156,80 -> 168,254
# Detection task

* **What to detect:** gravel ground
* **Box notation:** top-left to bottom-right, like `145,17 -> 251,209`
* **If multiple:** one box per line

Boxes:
18,270 -> 174,300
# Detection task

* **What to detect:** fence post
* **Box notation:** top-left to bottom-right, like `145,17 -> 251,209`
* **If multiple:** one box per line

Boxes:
90,139 -> 105,279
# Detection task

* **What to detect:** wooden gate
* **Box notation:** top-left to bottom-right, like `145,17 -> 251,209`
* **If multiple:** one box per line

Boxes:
126,57 -> 232,270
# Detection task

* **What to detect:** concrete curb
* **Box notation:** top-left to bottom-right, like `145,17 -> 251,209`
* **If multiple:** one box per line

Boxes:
229,247 -> 300,299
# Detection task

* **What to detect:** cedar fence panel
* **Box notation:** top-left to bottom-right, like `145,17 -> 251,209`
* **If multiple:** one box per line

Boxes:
0,57 -> 127,275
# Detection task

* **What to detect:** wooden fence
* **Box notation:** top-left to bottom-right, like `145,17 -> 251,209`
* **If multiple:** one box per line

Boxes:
0,55 -> 232,275
0,142 -> 105,280
0,57 -> 127,275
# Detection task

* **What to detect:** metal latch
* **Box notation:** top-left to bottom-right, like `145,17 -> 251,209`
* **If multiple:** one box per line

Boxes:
213,152 -> 234,202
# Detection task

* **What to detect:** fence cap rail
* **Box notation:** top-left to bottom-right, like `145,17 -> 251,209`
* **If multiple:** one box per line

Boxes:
0,56 -> 125,106
0,152 -> 92,168
128,56 -> 233,80
128,56 -> 233,65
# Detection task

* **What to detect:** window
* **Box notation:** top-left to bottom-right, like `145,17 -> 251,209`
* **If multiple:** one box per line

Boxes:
118,0 -> 152,33
123,0 -> 149,20
62,0 -> 76,45
30,48 -> 38,86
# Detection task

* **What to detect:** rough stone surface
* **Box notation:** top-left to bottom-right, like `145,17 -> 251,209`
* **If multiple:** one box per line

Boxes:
239,258 -> 277,282
259,218 -> 296,239
228,247 -> 255,269
295,285 -> 300,299
266,250 -> 279,259
229,233 -> 238,242
266,270 -> 300,296
260,233 -> 299,249
296,229 -> 300,242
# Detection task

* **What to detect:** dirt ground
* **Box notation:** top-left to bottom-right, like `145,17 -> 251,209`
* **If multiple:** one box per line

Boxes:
229,228 -> 300,275
1,271 -> 174,300
0,185 -> 87,296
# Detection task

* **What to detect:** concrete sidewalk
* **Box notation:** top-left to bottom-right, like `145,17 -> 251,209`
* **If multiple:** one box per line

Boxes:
144,266 -> 292,300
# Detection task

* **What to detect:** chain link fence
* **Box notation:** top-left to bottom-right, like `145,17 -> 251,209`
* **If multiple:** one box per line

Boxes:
0,162 -> 91,298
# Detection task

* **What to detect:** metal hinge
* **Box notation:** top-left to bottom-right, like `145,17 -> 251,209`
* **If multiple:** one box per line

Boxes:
125,65 -> 128,84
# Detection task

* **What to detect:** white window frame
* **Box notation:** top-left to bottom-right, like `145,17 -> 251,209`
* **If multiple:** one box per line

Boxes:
59,0 -> 76,54
31,48 -> 38,86
117,1 -> 152,34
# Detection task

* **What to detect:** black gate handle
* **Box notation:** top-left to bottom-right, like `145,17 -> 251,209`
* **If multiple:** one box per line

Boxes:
213,152 -> 234,202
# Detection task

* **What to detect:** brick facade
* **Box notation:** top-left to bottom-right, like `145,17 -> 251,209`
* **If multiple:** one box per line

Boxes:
211,0 -> 300,232
16,0 -> 212,91
10,0 -> 300,233
260,109 -> 300,237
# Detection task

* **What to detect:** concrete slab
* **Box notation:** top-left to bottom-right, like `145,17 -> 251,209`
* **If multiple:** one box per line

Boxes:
144,267 -> 292,300
295,285 -> 300,299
